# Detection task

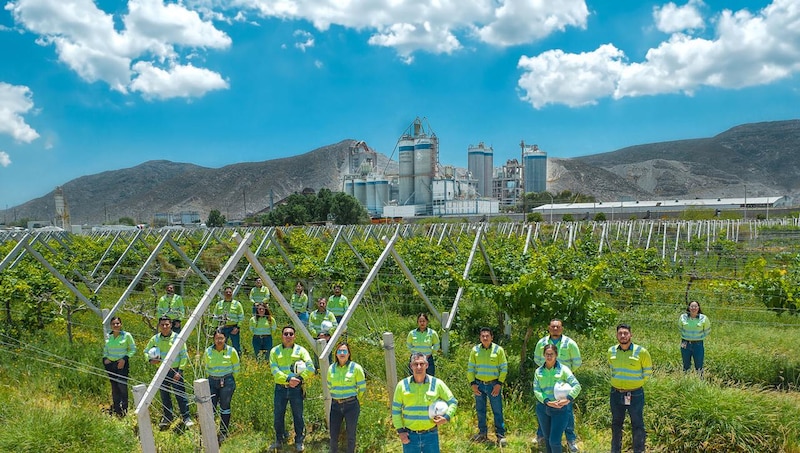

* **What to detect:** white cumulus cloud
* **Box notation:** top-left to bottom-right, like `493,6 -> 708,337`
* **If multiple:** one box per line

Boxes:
130,61 -> 230,100
654,0 -> 705,34
0,82 -> 40,143
293,29 -> 314,52
6,0 -> 232,99
0,151 -> 11,167
226,0 -> 589,59
518,0 -> 800,108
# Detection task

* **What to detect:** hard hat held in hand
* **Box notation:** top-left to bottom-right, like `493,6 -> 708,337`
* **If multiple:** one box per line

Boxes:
553,382 -> 573,400
291,360 -> 307,375
147,347 -> 161,360
428,400 -> 448,419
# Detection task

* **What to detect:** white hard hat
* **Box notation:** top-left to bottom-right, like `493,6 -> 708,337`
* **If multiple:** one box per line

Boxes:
292,360 -> 307,375
320,321 -> 334,334
553,381 -> 573,400
428,400 -> 448,419
147,346 -> 161,360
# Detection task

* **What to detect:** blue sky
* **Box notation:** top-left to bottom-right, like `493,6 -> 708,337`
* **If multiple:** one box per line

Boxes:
1,0 -> 798,209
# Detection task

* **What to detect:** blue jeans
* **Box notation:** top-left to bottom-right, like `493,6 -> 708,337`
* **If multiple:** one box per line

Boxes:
297,312 -> 309,326
329,398 -> 360,453
221,325 -> 241,355
160,368 -> 190,423
209,374 -> 236,434
681,340 -> 704,371
402,429 -> 439,453
536,402 -> 570,453
474,380 -> 505,436
537,401 -> 576,442
252,335 -> 273,360
274,384 -> 305,444
610,387 -> 645,453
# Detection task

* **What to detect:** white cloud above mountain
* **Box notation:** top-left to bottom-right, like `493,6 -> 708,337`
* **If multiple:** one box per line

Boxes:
517,0 -> 800,108
0,82 -> 40,143
6,0 -> 231,99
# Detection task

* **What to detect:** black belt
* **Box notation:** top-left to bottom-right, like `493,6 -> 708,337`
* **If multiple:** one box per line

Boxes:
253,334 -> 271,338
332,396 -> 357,404
409,427 -> 438,434
683,339 -> 703,343
613,387 -> 641,392
210,373 -> 233,379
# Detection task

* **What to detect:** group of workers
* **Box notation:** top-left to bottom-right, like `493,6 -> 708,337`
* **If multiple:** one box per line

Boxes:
103,280 -> 711,453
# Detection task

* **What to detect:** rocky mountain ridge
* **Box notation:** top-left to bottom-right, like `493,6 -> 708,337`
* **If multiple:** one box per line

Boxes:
4,120 -> 799,224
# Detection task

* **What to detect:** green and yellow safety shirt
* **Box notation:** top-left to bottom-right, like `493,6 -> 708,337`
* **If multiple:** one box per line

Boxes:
327,361 -> 366,400
290,293 -> 309,314
309,309 -> 338,337
406,328 -> 440,356
533,334 -> 582,370
249,286 -> 270,305
467,342 -> 508,384
144,332 -> 188,370
327,294 -> 349,317
213,299 -> 244,326
249,315 -> 277,336
392,375 -> 457,432
269,344 -> 315,385
204,344 -> 240,377
533,362 -> 581,403
679,313 -> 711,341
608,342 -> 653,390
103,331 -> 136,361
157,294 -> 185,322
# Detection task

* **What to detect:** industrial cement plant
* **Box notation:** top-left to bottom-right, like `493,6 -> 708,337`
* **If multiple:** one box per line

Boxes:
342,117 -> 549,219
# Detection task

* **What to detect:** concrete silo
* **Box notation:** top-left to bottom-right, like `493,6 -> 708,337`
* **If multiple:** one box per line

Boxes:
523,144 -> 547,193
414,136 -> 435,208
398,137 -> 415,205
467,142 -> 493,197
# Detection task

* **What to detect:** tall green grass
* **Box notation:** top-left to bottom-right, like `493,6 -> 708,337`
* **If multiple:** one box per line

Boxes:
2,299 -> 800,452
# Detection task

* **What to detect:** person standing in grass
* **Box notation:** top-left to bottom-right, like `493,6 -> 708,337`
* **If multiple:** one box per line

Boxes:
309,297 -> 338,338
213,286 -> 245,355
608,323 -> 652,453
533,319 -> 582,452
392,353 -> 457,453
203,328 -> 240,444
269,325 -> 315,452
102,316 -> 136,417
467,327 -> 508,447
290,281 -> 310,326
250,303 -> 277,360
249,277 -> 270,315
534,344 -> 582,453
406,313 -> 440,376
145,316 -> 193,430
157,283 -> 185,333
327,342 -> 366,453
328,284 -> 349,323
679,300 -> 711,373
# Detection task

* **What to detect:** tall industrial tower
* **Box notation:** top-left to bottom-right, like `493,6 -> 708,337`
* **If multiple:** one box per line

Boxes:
398,117 -> 438,208
54,186 -> 71,229
522,141 -> 547,194
467,142 -> 493,198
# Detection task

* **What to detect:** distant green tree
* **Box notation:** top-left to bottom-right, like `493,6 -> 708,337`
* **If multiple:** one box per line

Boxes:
527,212 -> 544,222
330,192 -> 369,224
562,213 -> 574,222
118,217 -> 135,226
207,209 -> 226,227
594,212 -> 606,221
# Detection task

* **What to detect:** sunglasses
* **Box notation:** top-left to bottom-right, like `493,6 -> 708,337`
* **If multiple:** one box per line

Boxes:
336,349 -> 349,355
283,332 -> 295,337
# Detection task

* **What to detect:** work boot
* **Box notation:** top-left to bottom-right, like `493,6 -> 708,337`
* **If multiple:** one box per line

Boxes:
568,440 -> 580,452
470,432 -> 488,442
497,435 -> 508,447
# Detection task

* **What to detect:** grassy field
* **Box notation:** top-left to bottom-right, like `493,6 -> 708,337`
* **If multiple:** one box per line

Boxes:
2,295 -> 800,453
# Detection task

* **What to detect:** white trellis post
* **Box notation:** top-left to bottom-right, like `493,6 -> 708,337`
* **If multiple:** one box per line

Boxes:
193,379 -> 219,453
383,332 -> 398,406
132,384 -> 155,453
